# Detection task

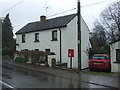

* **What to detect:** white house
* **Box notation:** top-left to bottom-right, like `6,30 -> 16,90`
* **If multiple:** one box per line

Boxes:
110,39 -> 120,72
15,14 -> 91,69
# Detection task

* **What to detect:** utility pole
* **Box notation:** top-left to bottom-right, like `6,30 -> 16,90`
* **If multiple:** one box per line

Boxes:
77,0 -> 81,71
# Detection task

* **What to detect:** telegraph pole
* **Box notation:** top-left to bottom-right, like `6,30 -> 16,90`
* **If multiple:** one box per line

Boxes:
77,0 -> 81,71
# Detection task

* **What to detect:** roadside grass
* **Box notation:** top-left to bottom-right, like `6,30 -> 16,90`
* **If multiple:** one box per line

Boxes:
71,68 -> 117,76
79,70 -> 119,76
79,71 -> 120,77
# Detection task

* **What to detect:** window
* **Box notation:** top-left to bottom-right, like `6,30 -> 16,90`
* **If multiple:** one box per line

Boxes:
116,49 -> 120,62
24,49 -> 28,51
35,33 -> 39,42
22,34 -> 25,43
35,49 -> 39,51
52,30 -> 57,41
92,56 -> 106,60
21,49 -> 28,51
45,49 -> 50,52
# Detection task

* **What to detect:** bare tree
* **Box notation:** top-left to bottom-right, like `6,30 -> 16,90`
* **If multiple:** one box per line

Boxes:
100,1 -> 120,42
90,20 -> 107,48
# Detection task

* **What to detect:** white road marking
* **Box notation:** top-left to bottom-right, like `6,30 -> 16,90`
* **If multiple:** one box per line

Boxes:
0,80 -> 14,88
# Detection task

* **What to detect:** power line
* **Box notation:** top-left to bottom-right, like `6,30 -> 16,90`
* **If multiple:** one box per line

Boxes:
2,0 -> 112,18
2,0 -> 24,15
48,0 -> 112,18
87,0 -> 95,21
48,8 -> 76,18
81,0 -> 108,7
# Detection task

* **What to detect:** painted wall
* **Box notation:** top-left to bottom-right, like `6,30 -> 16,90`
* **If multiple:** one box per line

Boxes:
16,16 -> 91,69
60,16 -> 78,68
16,28 -> 61,62
110,41 -> 120,72
81,18 -> 91,69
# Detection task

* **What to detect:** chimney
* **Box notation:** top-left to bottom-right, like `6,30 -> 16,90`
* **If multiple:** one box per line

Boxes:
40,15 -> 46,22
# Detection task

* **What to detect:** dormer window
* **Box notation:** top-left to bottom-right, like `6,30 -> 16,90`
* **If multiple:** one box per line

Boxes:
35,33 -> 39,42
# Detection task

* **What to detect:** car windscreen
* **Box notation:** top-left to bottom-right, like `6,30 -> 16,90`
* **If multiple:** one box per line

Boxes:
92,56 -> 107,60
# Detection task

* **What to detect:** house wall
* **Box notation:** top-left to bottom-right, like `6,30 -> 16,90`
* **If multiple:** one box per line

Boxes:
16,28 -> 61,63
81,19 -> 91,69
110,41 -> 120,72
16,16 -> 90,69
60,17 -> 78,68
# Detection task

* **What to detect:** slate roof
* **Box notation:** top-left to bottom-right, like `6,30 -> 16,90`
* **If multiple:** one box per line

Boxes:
16,14 -> 76,34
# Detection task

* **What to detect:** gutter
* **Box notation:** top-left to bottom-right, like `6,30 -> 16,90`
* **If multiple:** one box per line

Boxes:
15,25 -> 67,35
59,28 -> 62,64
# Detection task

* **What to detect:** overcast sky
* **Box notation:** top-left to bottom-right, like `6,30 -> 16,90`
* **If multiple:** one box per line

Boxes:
0,0 -> 119,37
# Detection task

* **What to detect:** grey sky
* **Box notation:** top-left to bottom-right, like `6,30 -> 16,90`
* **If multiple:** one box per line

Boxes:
0,0 -> 118,37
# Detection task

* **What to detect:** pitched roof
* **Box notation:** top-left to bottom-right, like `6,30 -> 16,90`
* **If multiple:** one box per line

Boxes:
16,14 -> 76,34
109,39 -> 120,44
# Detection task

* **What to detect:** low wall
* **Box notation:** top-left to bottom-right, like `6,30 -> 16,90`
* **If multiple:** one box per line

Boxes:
14,51 -> 48,63
111,62 -> 120,72
48,55 -> 56,67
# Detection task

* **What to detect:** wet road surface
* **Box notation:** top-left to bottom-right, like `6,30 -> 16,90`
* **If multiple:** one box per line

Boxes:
2,65 -> 114,88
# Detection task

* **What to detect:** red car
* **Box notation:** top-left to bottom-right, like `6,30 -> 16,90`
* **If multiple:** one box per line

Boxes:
89,54 -> 111,71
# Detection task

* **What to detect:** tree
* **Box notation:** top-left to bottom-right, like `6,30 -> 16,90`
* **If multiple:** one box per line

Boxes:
100,1 -> 120,42
2,13 -> 15,56
89,20 -> 110,57
90,20 -> 107,48
89,2 -> 120,57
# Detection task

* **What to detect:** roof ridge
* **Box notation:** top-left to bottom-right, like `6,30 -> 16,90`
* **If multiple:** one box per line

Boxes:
47,13 -> 76,20
29,13 -> 77,24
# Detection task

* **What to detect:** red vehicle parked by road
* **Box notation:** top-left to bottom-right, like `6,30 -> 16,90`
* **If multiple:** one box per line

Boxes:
89,54 -> 111,72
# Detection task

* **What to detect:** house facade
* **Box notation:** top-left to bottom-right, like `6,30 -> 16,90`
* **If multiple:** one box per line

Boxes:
16,14 -> 91,69
110,39 -> 120,72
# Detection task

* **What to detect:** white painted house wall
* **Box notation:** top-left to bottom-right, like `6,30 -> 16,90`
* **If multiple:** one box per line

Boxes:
110,41 -> 120,72
16,16 -> 90,69
60,16 -> 78,68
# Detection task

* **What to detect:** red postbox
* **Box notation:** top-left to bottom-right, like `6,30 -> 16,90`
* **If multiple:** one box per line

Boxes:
68,49 -> 74,57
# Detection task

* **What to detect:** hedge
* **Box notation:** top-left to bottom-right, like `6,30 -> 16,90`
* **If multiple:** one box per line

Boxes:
15,57 -> 28,63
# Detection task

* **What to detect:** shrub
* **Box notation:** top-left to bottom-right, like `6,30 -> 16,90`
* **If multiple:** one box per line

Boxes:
31,61 -> 36,65
88,47 -> 110,59
15,57 -> 28,63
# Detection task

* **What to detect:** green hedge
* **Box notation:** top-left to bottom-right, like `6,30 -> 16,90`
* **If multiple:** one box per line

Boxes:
31,61 -> 36,65
15,57 -> 28,63
88,47 -> 110,59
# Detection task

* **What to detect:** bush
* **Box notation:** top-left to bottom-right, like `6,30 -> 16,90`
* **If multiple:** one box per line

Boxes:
15,57 -> 28,63
31,61 -> 36,65
88,47 -> 110,59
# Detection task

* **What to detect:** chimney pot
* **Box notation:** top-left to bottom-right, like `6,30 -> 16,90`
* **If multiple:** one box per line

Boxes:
40,15 -> 46,22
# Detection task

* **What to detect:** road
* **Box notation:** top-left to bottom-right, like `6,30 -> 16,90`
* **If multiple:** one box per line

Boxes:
1,64 -> 112,89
